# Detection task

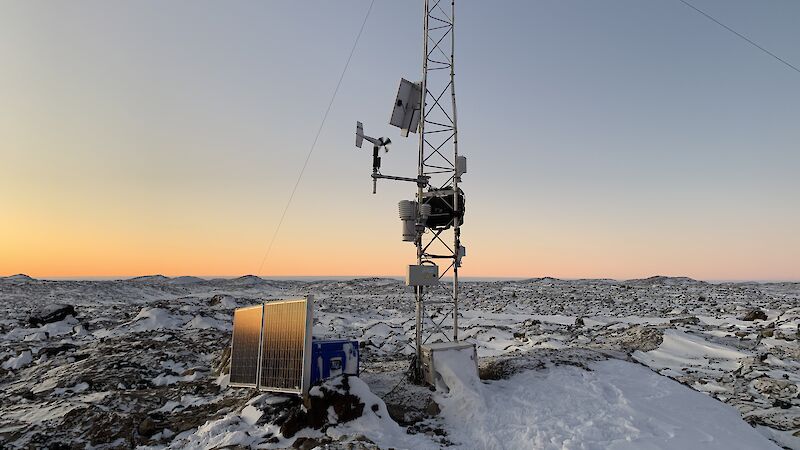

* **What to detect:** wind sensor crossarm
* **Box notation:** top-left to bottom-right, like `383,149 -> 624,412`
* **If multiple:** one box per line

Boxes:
356,121 -> 429,193
372,173 -> 429,186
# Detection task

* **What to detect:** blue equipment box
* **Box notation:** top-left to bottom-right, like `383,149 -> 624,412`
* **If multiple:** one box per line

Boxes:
310,339 -> 359,384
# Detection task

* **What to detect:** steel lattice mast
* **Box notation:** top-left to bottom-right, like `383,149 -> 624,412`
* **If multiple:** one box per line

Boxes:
413,0 -> 463,377
354,0 -> 466,382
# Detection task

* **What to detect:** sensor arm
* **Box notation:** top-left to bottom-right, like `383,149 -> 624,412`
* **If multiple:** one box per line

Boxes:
372,173 -> 426,184
371,173 -> 429,194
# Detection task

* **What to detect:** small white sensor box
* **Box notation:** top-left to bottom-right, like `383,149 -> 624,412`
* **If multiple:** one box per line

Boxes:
406,264 -> 439,286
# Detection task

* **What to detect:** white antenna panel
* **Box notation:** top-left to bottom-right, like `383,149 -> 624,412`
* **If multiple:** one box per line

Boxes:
390,78 -> 422,137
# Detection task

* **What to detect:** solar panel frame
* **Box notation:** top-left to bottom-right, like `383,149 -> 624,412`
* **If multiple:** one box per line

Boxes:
229,304 -> 264,387
258,296 -> 313,396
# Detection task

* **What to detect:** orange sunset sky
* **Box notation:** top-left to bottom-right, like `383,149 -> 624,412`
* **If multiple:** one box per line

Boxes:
2,2 -> 799,281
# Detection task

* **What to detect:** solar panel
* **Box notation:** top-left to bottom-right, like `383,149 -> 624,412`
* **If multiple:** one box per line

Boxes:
229,304 -> 263,387
259,298 -> 313,395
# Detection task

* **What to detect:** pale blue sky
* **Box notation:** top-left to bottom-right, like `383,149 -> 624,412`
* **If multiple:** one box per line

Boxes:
2,1 -> 798,279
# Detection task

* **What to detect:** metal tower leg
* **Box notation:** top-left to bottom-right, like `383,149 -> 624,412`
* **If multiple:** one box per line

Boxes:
414,0 -> 461,381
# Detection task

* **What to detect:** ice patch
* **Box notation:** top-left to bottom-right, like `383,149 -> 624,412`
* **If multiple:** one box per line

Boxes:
54,382 -> 89,395
239,405 -> 263,425
2,350 -> 33,370
155,400 -> 183,413
4,401 -> 80,424
210,296 -> 239,310
215,374 -> 230,389
151,359 -> 206,386
3,316 -> 78,341
32,377 -> 59,394
128,307 -> 191,332
632,329 -> 749,372
151,371 -> 203,386
186,315 -> 230,331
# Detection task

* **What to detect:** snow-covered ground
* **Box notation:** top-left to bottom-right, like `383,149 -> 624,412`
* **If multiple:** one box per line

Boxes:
0,274 -> 797,449
435,358 -> 774,449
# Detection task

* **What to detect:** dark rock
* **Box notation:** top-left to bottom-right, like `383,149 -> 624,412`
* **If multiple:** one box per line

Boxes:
384,401 -> 422,426
279,408 -> 308,438
616,325 -> 664,352
293,437 -> 331,450
574,317 -> 585,327
323,376 -> 364,423
760,328 -> 775,338
166,396 -> 245,434
773,399 -> 792,409
137,417 -> 162,437
425,399 -> 440,416
85,411 -> 135,446
29,304 -> 76,327
479,359 -> 509,380
38,344 -> 78,358
669,316 -> 700,325
479,356 -> 549,381
47,443 -> 71,450
272,408 -> 293,426
742,309 -> 768,321
280,375 -> 365,438
209,294 -> 226,306
353,434 -> 374,449
292,437 -> 311,449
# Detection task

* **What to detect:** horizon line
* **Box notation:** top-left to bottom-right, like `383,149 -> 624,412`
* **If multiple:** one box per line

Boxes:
3,273 -> 799,284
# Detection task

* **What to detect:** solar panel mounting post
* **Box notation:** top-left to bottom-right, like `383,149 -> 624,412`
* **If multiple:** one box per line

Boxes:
302,295 -> 313,407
